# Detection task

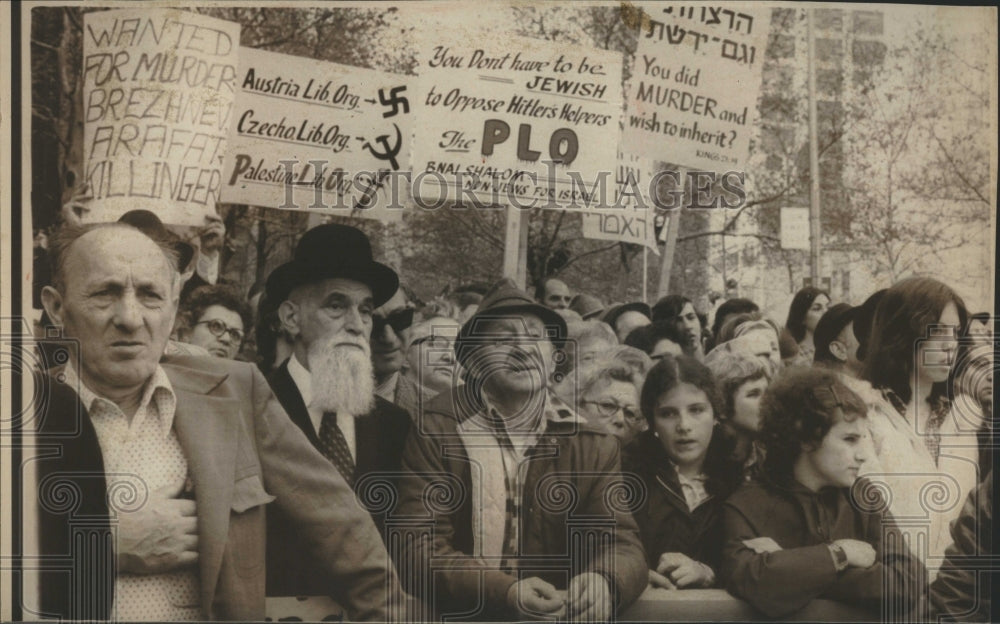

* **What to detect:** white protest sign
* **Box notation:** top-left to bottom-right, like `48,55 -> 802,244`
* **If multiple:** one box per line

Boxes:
220,47 -> 412,223
623,4 -> 769,171
780,206 -> 811,250
411,30 -> 622,210
581,153 -> 659,253
82,9 -> 240,225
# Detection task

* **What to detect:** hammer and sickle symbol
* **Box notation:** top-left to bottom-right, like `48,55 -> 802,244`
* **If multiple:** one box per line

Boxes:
363,123 -> 403,171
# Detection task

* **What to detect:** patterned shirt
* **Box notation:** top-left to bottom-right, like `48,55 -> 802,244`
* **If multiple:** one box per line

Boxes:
884,388 -> 950,465
62,364 -> 200,621
458,393 -> 580,570
669,461 -> 710,511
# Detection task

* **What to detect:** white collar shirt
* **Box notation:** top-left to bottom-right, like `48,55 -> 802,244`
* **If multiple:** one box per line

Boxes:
62,363 -> 200,621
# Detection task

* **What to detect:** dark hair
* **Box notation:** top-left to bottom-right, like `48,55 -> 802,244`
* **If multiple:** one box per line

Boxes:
759,367 -> 867,483
716,311 -> 762,345
784,287 -> 829,342
534,277 -> 567,301
624,322 -> 688,356
711,298 -> 760,342
179,284 -> 252,337
651,294 -> 693,324
778,327 -> 800,360
639,353 -> 741,494
640,354 -> 721,426
861,277 -> 968,406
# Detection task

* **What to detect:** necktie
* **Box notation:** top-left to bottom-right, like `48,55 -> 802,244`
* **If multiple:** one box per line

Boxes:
318,413 -> 355,487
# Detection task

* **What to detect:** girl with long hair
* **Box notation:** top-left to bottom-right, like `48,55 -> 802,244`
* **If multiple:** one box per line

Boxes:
860,276 -> 982,579
623,355 -> 743,590
784,287 -> 830,365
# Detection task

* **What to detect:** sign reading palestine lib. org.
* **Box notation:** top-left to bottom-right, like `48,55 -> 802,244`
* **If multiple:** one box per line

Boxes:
410,29 -> 623,210
82,9 -> 240,225
623,4 -> 770,171
220,47 -> 412,223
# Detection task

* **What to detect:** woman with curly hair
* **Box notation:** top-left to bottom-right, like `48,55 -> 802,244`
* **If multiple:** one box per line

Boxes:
784,287 -> 830,366
623,355 -> 742,590
720,367 -> 925,619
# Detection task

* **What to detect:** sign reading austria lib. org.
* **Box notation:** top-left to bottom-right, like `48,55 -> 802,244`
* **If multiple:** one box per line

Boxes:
410,30 -> 623,210
82,9 -> 240,225
623,4 -> 770,172
220,47 -> 412,223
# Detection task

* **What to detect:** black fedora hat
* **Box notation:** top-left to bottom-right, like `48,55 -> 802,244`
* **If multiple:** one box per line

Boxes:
265,224 -> 399,306
118,209 -> 196,273
456,278 -> 567,367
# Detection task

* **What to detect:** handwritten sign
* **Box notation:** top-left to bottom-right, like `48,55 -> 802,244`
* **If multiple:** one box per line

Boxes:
82,9 -> 240,225
410,30 -> 622,210
220,47 -> 412,223
581,153 -> 659,253
623,4 -> 769,171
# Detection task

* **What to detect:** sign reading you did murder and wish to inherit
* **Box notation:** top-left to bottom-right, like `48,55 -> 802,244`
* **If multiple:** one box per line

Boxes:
82,9 -> 239,225
623,4 -> 770,171
581,153 -> 659,253
220,47 -> 412,223
411,31 -> 622,210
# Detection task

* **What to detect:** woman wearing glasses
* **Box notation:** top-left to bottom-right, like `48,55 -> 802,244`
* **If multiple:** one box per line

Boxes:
622,354 -> 742,590
555,351 -> 651,445
175,284 -> 251,359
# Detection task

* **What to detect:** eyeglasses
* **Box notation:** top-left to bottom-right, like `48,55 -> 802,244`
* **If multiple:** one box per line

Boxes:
373,308 -> 414,335
195,319 -> 245,343
581,400 -> 642,423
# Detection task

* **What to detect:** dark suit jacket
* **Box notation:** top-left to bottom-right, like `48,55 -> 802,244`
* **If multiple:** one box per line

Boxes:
265,359 -> 411,596
33,356 -> 400,621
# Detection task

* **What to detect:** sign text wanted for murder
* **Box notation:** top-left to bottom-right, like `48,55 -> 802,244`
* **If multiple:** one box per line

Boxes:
581,153 -> 659,253
623,4 -> 769,171
220,47 -> 412,222
82,9 -> 240,226
411,31 -> 622,210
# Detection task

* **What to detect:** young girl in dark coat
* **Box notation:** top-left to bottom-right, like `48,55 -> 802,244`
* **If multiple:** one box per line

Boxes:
720,367 -> 926,619
623,355 -> 743,589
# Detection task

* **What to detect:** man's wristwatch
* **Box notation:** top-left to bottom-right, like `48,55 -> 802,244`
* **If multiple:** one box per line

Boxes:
828,543 -> 849,572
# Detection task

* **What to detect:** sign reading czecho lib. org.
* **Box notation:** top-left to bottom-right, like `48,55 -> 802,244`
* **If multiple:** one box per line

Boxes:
411,30 -> 622,210
220,47 -> 412,223
623,4 -> 769,172
82,9 -> 240,225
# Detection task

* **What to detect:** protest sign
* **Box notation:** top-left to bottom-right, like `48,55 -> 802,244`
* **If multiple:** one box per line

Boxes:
410,30 -> 623,211
82,9 -> 240,225
220,47 -> 412,223
581,153 -> 659,253
623,4 -> 769,171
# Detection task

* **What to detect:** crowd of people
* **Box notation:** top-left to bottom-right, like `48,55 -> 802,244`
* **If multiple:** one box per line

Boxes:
31,214 -> 993,622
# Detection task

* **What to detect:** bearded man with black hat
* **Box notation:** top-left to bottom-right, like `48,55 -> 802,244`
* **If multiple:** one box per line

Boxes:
263,224 -> 412,597
393,278 -> 647,621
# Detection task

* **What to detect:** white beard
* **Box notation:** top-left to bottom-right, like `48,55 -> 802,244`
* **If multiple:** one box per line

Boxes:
307,333 -> 376,416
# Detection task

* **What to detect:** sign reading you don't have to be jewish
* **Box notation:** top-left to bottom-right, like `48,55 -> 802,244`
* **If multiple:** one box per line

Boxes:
411,30 -> 622,210
82,9 -> 240,225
